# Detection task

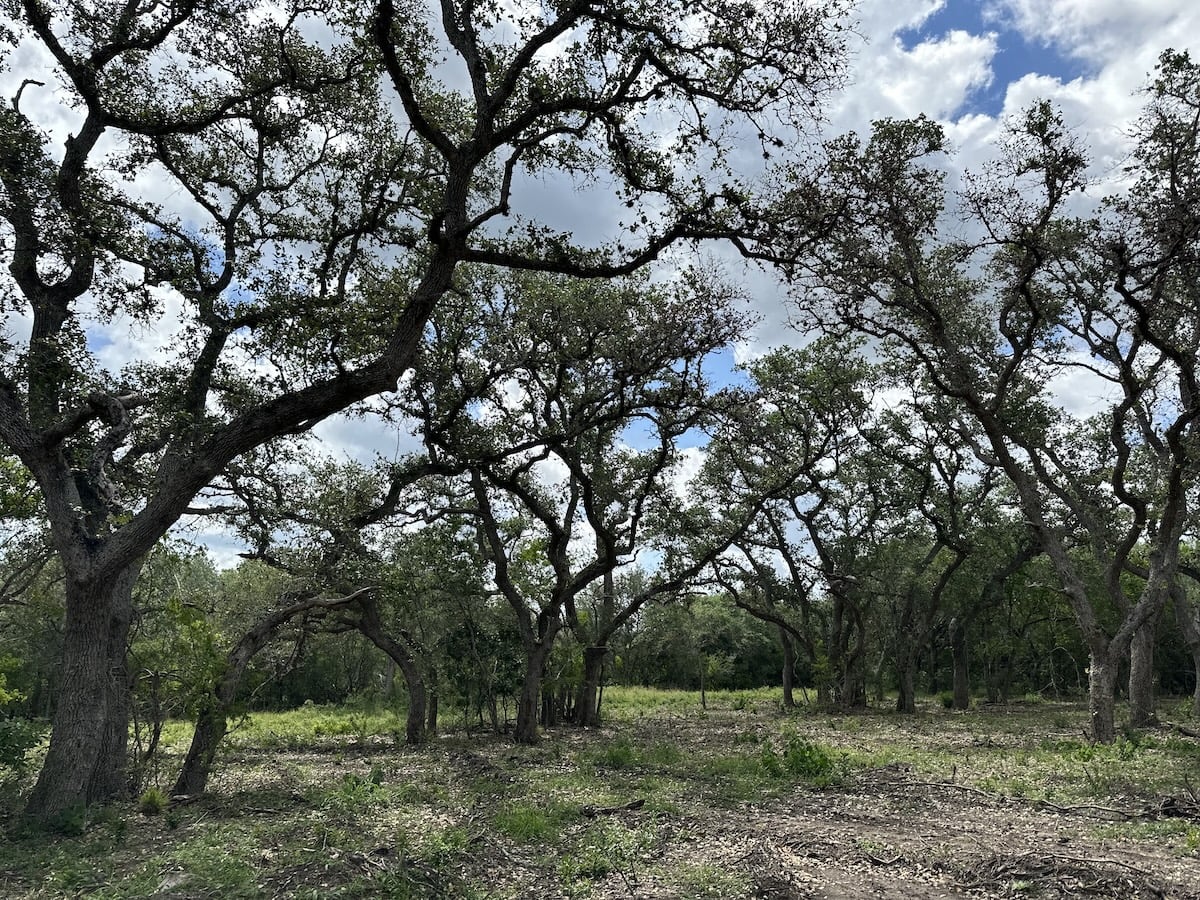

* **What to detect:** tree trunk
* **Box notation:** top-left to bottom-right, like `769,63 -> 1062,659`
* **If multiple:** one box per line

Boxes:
383,658 -> 398,698
1088,653 -> 1118,744
780,628 -> 796,709
515,643 -> 552,744
575,646 -> 607,727
24,565 -> 139,824
951,617 -> 970,710
172,705 -> 229,796
173,589 -> 373,796
1171,587 -> 1200,718
1128,618 -> 1158,728
896,653 -> 917,714
426,685 -> 439,735
1194,656 -> 1200,720
353,601 -> 426,745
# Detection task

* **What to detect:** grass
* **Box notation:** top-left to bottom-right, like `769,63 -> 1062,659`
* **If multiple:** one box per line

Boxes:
1,689 -> 1199,897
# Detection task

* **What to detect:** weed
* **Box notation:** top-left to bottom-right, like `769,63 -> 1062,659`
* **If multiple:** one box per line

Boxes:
559,820 -> 656,884
138,786 -> 169,815
493,801 -> 570,842
782,735 -> 836,781
592,737 -> 637,769
421,825 -> 471,866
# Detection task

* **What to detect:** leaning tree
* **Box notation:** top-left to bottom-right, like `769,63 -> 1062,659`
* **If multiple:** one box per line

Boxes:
0,0 -> 849,820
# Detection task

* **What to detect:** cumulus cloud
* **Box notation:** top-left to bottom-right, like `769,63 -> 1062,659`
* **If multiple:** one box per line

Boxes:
995,0 -> 1196,63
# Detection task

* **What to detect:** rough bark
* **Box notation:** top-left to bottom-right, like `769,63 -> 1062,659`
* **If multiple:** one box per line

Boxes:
895,648 -> 917,714
1128,617 -> 1159,727
1171,584 -> 1200,718
173,590 -> 373,795
575,646 -> 608,727
24,565 -> 139,822
353,600 -> 427,745
515,643 -> 552,744
1088,653 -> 1118,744
426,687 -> 439,735
780,628 -> 797,709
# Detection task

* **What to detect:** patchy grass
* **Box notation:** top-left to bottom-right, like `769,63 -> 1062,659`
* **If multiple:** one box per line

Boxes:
2,690 -> 1200,898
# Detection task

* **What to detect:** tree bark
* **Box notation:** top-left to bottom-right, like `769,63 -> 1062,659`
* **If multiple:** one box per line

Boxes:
426,683 -> 439,735
1128,617 -> 1158,727
515,643 -> 552,744
173,589 -> 372,796
895,652 -> 917,714
575,645 -> 608,727
1171,586 -> 1200,718
780,628 -> 797,709
951,617 -> 970,710
1088,653 -> 1118,744
24,565 -> 139,822
356,627 -> 426,745
173,705 -> 230,797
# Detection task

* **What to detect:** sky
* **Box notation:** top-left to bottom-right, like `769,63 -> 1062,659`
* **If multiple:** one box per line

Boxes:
2,0 -> 1198,564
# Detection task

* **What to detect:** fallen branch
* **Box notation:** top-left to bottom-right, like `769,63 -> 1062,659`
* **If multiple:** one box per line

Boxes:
581,798 -> 646,818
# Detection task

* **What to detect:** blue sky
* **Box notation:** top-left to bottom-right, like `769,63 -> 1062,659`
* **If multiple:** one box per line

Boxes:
898,2 -> 1089,117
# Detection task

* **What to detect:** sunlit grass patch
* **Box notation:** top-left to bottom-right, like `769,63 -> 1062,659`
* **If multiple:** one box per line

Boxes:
225,704 -> 406,751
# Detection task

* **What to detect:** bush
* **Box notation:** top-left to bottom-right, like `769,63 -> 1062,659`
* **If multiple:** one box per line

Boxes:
783,736 -> 835,780
0,716 -> 43,771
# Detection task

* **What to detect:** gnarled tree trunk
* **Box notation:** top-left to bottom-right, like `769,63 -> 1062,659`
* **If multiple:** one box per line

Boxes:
25,565 -> 139,822
515,642 -> 553,744
1088,653 -> 1118,744
173,589 -> 373,795
951,616 -> 970,710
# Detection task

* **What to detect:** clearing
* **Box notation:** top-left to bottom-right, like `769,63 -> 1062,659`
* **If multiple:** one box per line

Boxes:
2,690 -> 1200,898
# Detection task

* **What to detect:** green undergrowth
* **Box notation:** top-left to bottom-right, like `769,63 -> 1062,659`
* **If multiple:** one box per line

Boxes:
1,690 -> 1198,897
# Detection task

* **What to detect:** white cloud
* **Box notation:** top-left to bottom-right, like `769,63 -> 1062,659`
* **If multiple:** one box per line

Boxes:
829,0 -> 996,128
995,0 -> 1197,63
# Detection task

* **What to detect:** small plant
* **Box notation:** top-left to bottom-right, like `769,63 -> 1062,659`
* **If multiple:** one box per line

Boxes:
138,786 -> 169,816
594,737 -> 637,769
939,691 -> 955,709
759,743 -> 783,777
494,802 -> 564,842
783,735 -> 835,781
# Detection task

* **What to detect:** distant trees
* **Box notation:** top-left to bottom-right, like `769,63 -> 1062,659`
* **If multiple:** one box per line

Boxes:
786,51 -> 1200,741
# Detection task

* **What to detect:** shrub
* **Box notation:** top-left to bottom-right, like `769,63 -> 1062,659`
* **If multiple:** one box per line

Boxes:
0,717 -> 43,771
783,736 -> 835,781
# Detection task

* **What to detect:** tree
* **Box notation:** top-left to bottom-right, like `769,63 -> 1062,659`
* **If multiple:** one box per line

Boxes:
705,337 -> 875,710
788,53 -> 1200,740
409,271 -> 749,741
0,0 -> 848,820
